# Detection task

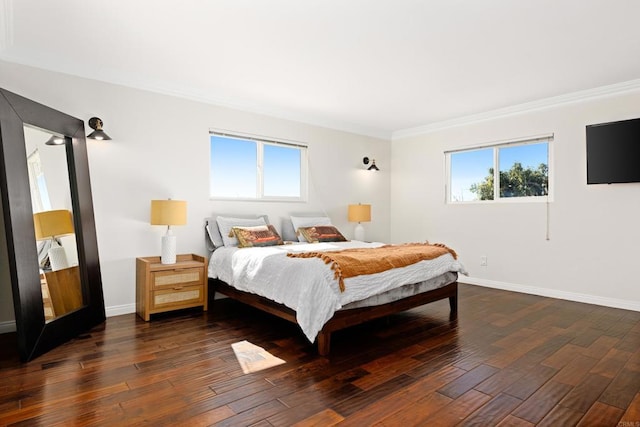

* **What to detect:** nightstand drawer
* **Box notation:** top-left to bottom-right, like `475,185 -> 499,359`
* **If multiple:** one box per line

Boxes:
136,254 -> 208,321
151,285 -> 205,310
151,268 -> 203,290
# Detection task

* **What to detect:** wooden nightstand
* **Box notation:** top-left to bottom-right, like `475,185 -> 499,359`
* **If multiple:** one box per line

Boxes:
136,254 -> 208,321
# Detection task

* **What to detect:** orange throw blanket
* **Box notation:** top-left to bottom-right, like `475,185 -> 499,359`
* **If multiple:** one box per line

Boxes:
287,243 -> 457,292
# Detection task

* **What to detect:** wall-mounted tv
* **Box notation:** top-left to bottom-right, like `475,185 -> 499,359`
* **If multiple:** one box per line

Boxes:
586,117 -> 640,184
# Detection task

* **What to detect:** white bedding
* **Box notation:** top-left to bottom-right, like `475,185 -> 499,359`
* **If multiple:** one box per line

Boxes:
208,241 -> 467,342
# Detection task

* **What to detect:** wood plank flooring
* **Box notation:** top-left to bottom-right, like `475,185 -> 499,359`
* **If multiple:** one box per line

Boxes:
0,284 -> 638,426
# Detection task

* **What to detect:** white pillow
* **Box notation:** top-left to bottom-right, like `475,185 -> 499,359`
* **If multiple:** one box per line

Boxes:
290,215 -> 332,242
216,216 -> 268,247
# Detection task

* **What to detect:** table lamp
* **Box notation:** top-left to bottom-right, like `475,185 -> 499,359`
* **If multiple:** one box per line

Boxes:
348,204 -> 371,241
33,209 -> 75,271
150,199 -> 187,264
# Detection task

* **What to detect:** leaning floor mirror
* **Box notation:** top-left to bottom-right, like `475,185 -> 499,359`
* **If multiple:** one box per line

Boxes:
0,87 -> 105,362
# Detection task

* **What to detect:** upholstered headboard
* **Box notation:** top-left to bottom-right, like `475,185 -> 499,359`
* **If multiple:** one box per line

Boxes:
279,217 -> 296,242
205,212 -> 332,251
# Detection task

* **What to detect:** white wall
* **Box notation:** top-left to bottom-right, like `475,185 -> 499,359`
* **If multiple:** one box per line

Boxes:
3,59 -> 637,332
0,60 -> 390,326
391,90 -> 640,311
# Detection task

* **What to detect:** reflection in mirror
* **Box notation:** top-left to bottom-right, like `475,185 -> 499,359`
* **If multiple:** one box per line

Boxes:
1,87 -> 105,362
23,126 -> 84,322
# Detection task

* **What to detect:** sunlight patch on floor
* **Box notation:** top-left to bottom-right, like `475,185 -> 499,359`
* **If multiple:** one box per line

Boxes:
231,340 -> 286,374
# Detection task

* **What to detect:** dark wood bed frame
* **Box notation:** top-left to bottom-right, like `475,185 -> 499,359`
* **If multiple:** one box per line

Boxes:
209,278 -> 458,356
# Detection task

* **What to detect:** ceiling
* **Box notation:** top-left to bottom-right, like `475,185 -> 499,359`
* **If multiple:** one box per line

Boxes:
2,0 -> 640,139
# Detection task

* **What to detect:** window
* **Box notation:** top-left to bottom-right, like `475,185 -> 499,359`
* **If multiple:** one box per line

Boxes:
446,136 -> 552,202
210,132 -> 307,200
26,149 -> 53,212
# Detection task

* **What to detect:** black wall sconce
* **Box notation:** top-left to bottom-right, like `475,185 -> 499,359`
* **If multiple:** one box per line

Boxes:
45,135 -> 65,146
87,117 -> 112,140
363,157 -> 379,171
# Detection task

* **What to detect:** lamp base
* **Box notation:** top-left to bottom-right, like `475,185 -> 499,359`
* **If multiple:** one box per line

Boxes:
354,223 -> 365,241
161,234 -> 177,264
49,244 -> 69,271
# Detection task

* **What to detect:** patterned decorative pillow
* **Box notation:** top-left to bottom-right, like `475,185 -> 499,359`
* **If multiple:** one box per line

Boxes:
231,224 -> 283,248
298,225 -> 347,243
216,216 -> 268,247
290,215 -> 332,242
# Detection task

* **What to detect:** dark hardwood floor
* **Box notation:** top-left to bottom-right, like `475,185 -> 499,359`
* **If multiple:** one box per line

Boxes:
0,284 -> 638,426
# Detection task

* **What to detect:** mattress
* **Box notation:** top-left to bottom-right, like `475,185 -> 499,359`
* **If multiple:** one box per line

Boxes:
208,241 -> 466,342
340,271 -> 458,310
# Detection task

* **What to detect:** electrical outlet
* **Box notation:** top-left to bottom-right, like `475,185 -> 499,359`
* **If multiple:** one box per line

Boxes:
480,256 -> 488,267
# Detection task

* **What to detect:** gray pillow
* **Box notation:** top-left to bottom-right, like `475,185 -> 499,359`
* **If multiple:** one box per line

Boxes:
290,215 -> 332,242
205,214 -> 269,250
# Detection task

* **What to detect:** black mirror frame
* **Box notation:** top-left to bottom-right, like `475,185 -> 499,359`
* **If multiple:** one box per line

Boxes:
0,87 -> 105,362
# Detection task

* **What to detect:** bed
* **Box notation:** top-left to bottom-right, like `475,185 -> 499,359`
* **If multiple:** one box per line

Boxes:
206,215 -> 466,356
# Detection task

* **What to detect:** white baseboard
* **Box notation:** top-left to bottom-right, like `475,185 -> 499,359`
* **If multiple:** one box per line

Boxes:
0,320 -> 16,334
105,303 -> 136,318
4,282 -> 635,335
460,276 -> 640,312
0,303 -> 136,335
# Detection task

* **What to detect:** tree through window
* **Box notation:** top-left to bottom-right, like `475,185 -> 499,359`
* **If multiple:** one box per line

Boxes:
447,136 -> 551,202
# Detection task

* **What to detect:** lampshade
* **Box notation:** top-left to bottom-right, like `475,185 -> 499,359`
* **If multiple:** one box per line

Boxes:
348,204 -> 371,223
151,200 -> 187,265
33,210 -> 74,240
150,200 -> 187,226
87,117 -> 112,141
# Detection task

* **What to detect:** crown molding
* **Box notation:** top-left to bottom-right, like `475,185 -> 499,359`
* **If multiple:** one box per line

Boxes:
0,0 -> 13,50
393,78 -> 640,140
3,49 -> 639,142
0,54 -> 391,140
124,81 -> 392,140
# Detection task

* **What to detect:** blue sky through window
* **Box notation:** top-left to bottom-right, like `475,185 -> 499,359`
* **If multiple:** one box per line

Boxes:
499,142 -> 548,170
210,135 -> 303,199
263,144 -> 300,197
450,141 -> 549,202
450,148 -> 493,201
210,136 -> 257,198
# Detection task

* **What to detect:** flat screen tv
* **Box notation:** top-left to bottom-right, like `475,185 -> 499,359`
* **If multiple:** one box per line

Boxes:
586,117 -> 640,184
